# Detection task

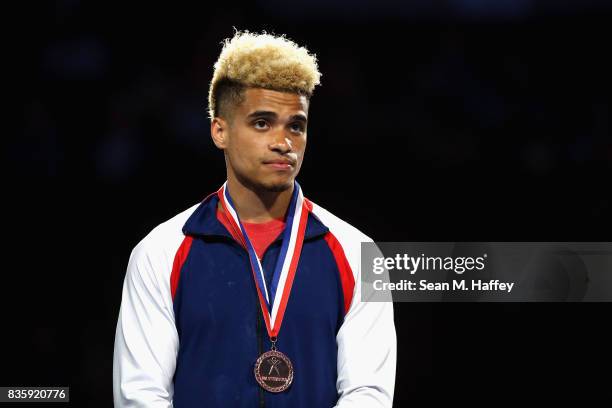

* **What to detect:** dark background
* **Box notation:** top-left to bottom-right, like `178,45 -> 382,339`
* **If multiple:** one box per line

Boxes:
6,1 -> 612,406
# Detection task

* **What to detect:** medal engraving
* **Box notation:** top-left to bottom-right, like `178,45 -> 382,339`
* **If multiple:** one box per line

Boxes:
254,350 -> 294,392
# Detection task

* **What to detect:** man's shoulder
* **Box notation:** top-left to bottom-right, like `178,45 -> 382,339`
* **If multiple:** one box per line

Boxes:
133,202 -> 201,256
308,200 -> 373,245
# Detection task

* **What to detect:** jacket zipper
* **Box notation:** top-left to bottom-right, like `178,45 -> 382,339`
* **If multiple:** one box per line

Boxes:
256,253 -> 266,408
229,239 -> 266,407
257,301 -> 265,408
227,234 -> 280,408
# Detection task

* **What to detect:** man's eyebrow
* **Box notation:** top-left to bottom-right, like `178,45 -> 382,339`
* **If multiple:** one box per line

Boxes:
246,111 -> 307,122
289,114 -> 308,123
246,111 -> 278,120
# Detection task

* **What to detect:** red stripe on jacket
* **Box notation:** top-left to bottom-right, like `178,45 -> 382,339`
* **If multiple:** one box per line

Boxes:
171,236 -> 194,300
323,232 -> 355,315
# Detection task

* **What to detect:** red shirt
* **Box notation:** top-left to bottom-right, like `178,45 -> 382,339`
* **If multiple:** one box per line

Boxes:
216,207 -> 285,259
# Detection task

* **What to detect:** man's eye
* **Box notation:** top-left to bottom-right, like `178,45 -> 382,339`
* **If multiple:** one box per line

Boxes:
290,123 -> 305,133
253,120 -> 269,130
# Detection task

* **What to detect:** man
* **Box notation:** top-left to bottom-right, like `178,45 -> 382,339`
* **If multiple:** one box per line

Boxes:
113,30 -> 396,407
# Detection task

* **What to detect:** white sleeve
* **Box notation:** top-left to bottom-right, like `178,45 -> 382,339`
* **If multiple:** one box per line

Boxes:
334,242 -> 397,408
113,238 -> 179,408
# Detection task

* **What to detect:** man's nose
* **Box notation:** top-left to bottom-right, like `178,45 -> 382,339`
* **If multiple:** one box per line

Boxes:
268,129 -> 293,153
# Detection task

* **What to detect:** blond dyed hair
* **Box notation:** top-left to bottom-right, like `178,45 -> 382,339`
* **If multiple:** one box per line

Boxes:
208,30 -> 321,119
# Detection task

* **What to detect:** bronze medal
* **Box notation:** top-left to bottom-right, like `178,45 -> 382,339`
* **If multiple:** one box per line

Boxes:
254,350 -> 294,393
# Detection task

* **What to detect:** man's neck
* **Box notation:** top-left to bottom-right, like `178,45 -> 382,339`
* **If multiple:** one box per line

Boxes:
224,176 -> 294,223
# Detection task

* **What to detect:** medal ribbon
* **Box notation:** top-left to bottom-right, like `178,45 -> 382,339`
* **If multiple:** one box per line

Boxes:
217,181 -> 309,338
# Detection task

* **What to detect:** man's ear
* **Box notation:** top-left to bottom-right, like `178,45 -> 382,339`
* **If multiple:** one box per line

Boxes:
210,117 -> 229,149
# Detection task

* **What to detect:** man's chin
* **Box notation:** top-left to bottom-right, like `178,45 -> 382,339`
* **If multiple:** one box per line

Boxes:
261,180 -> 293,193
234,172 -> 295,194
256,175 -> 295,193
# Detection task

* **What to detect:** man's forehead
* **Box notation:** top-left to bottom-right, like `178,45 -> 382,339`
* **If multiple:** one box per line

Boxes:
241,88 -> 309,115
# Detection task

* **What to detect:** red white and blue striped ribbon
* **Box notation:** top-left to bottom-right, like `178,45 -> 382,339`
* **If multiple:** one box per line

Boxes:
217,181 -> 309,338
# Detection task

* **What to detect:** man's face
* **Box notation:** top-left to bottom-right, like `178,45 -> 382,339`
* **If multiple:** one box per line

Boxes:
214,88 -> 309,192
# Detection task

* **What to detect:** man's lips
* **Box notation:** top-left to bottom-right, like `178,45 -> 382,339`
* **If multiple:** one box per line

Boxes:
263,159 -> 295,170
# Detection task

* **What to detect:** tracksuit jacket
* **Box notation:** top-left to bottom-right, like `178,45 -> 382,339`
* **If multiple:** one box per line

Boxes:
113,188 -> 396,407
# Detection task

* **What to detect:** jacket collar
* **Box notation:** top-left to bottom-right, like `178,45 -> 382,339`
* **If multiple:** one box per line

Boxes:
183,189 -> 329,242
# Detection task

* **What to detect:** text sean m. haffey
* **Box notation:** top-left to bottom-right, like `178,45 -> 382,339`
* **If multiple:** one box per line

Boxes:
372,279 -> 515,293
